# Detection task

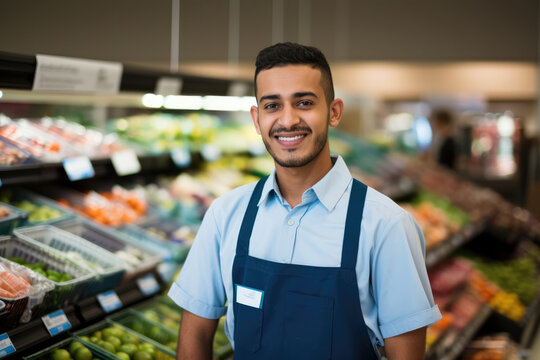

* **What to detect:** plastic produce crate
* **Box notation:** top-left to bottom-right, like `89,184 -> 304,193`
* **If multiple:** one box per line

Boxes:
0,236 -> 94,311
0,189 -> 74,226
23,336 -> 105,360
73,319 -> 176,360
13,225 -> 125,297
0,201 -> 28,234
131,297 -> 232,359
55,218 -> 162,281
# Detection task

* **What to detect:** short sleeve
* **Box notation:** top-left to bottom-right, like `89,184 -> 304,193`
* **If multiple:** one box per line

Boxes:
168,203 -> 227,319
372,211 -> 442,338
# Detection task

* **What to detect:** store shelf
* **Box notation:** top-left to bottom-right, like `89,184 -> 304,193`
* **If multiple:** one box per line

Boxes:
426,221 -> 487,268
0,51 -> 251,96
1,269 -> 165,359
0,152 -> 203,186
426,304 -> 492,360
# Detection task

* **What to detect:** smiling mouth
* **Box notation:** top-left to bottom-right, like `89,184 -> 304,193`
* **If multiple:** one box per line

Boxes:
276,134 -> 306,141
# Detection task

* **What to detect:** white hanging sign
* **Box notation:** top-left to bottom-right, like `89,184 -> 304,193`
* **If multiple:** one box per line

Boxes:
111,149 -> 141,176
33,54 -> 123,93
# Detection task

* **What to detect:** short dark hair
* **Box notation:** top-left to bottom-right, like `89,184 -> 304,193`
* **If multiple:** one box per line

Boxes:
254,42 -> 335,105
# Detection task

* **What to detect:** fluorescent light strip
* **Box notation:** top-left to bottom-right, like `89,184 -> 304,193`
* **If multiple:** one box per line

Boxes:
142,93 -> 164,108
142,94 -> 256,111
0,90 -> 3,99
164,95 -> 203,110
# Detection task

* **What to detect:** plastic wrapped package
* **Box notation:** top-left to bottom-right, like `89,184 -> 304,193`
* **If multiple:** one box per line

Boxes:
0,257 -> 54,329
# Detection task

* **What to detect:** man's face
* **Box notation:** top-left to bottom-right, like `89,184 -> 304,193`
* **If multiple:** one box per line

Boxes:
251,64 -> 334,168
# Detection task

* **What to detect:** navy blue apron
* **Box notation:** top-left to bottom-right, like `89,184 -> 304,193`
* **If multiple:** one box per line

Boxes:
232,177 -> 378,359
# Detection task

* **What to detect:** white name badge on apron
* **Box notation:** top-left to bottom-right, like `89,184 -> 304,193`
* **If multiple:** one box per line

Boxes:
236,284 -> 264,309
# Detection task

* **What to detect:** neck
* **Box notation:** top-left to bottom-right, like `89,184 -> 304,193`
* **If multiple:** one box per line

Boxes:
274,147 -> 334,208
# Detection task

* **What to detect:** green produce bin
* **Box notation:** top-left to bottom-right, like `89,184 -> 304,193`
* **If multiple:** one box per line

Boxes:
23,337 -> 105,360
0,189 -> 74,226
131,296 -> 233,359
73,319 -> 175,360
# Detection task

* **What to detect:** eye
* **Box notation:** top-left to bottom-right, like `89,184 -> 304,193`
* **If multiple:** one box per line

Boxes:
297,100 -> 313,107
263,103 -> 280,111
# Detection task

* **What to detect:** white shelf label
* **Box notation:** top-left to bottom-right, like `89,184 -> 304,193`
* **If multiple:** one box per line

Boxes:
171,148 -> 191,168
136,274 -> 160,296
111,149 -> 141,176
156,77 -> 183,96
41,309 -> 71,336
0,333 -> 15,358
63,156 -> 95,181
97,290 -> 122,313
33,54 -> 122,93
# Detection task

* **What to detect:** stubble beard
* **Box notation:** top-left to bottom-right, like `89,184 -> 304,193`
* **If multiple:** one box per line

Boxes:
261,116 -> 329,168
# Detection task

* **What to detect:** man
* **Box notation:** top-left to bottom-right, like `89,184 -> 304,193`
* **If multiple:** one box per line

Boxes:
168,42 -> 441,359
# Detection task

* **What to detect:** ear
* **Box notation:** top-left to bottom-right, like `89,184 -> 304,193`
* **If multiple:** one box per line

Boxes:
250,105 -> 261,135
329,98 -> 344,128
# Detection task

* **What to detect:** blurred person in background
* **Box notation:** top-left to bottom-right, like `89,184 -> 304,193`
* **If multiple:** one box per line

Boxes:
430,108 -> 458,170
169,42 -> 441,360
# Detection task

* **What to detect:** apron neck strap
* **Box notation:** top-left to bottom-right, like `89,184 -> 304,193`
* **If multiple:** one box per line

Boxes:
236,175 -> 268,256
341,179 -> 368,270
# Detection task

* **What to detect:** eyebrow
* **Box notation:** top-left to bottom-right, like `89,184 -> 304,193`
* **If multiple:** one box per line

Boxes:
259,92 -> 318,103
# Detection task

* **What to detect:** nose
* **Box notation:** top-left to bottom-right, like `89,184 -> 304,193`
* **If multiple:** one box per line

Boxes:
278,103 -> 301,129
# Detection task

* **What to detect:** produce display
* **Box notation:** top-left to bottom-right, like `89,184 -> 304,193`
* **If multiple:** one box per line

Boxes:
463,334 -> 521,360
111,113 -> 217,153
14,201 -> 63,224
134,298 -> 232,357
76,323 -> 174,360
57,186 -> 147,227
23,338 -> 104,360
401,191 -> 470,248
8,257 -> 73,283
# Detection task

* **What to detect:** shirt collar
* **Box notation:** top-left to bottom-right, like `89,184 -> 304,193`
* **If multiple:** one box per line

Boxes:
257,155 -> 352,212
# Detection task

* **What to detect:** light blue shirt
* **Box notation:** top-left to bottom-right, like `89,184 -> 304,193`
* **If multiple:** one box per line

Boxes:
168,156 -> 441,353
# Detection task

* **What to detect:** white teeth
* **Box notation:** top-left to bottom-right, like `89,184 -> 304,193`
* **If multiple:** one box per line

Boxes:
277,135 -> 305,141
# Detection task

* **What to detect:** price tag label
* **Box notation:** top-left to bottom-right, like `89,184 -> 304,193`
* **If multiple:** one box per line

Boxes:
41,309 -> 71,336
63,156 -> 95,181
33,54 -> 123,93
111,149 -> 141,176
156,77 -> 183,96
201,144 -> 221,162
137,274 -> 160,296
97,291 -> 122,313
0,333 -> 15,358
171,148 -> 191,168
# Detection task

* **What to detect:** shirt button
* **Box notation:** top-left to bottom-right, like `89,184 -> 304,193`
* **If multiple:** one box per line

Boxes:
287,219 -> 295,226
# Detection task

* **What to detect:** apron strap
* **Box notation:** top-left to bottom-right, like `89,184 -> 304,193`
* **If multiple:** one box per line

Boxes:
236,176 -> 269,256
341,179 -> 368,270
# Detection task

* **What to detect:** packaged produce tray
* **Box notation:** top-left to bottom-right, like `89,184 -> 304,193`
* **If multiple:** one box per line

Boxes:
0,188 -> 74,226
131,296 -> 232,359
0,134 -> 35,167
73,319 -> 176,360
55,218 -> 162,280
13,225 -> 125,297
0,251 -> 54,331
0,236 -> 95,310
0,201 -> 28,234
23,336 -> 105,360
